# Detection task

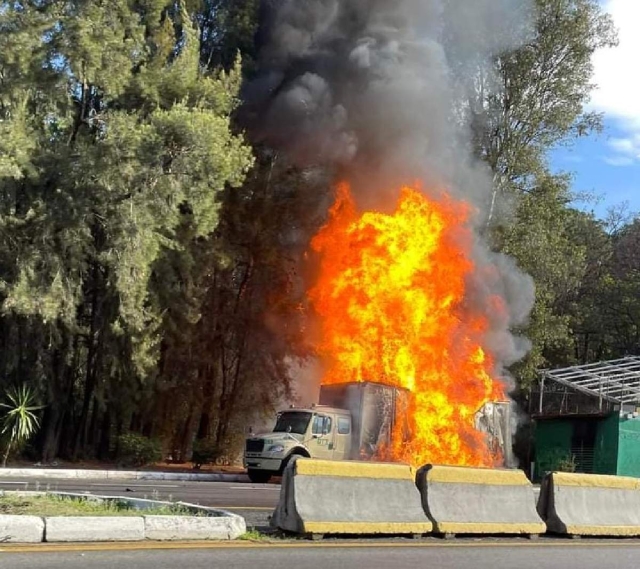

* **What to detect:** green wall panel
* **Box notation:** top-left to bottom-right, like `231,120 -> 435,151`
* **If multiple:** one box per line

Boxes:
594,414 -> 619,475
535,419 -> 573,478
617,416 -> 640,478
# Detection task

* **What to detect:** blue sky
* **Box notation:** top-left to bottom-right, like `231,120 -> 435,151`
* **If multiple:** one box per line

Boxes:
550,0 -> 639,220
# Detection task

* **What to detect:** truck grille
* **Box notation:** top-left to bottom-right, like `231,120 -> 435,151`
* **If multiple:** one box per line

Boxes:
246,439 -> 264,453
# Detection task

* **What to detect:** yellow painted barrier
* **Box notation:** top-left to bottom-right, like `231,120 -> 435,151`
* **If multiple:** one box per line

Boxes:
416,464 -> 546,536
539,472 -> 640,536
271,458 -> 432,537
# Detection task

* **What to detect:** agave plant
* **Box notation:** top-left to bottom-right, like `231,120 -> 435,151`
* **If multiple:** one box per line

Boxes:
0,385 -> 43,467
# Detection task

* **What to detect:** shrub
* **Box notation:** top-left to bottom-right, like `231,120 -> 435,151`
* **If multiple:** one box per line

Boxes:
1,385 -> 43,467
191,439 -> 222,470
556,454 -> 577,473
117,433 -> 163,467
539,447 -> 577,474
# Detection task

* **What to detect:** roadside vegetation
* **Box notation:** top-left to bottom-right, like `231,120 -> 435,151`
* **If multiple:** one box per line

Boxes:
0,494 -> 205,517
237,529 -> 273,542
1,385 -> 42,467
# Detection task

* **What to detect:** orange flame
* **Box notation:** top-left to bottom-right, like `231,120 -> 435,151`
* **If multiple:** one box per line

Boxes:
309,182 -> 505,467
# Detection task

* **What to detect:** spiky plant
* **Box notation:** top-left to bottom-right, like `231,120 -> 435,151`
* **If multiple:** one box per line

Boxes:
0,385 -> 43,467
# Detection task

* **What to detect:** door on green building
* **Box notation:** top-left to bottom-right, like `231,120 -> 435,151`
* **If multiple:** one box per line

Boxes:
571,419 -> 597,473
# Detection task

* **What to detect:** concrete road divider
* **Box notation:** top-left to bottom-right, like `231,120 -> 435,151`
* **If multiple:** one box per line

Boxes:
271,457 -> 433,537
44,516 -> 146,542
0,491 -> 246,543
539,472 -> 640,537
416,465 -> 546,537
0,515 -> 45,543
144,515 -> 245,540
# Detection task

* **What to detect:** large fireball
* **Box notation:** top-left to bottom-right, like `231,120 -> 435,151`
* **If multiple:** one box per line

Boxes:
309,182 -> 505,467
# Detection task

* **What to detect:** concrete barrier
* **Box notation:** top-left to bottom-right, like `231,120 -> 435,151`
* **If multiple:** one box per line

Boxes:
416,465 -> 546,536
144,515 -> 245,540
0,491 -> 247,543
271,457 -> 432,537
0,515 -> 45,543
539,472 -> 640,536
44,516 -> 145,542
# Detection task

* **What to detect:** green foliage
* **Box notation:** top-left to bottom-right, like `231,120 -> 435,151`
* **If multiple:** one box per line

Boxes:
499,173 -> 588,386
117,433 -> 163,467
476,0 -> 623,389
571,219 -> 640,362
153,156 -> 321,462
556,454 -> 577,473
187,0 -> 261,72
0,0 -> 256,462
0,385 -> 43,467
0,494 -> 202,516
238,529 -> 272,542
538,448 -> 577,473
471,0 -> 617,220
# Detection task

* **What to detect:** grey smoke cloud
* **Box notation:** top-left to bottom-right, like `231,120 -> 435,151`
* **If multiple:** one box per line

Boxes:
255,0 -> 533,205
252,0 -> 536,385
267,72 -> 358,164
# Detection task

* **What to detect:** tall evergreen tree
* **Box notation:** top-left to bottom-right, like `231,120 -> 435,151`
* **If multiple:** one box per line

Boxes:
0,1 -> 253,460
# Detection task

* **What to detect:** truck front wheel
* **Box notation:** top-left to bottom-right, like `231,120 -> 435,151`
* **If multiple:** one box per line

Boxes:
247,469 -> 273,484
279,452 -> 307,476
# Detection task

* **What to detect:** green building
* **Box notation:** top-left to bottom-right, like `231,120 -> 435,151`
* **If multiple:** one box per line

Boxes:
535,412 -> 640,479
533,357 -> 640,480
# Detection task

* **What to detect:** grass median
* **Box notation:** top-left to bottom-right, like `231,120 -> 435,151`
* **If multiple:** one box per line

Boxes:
0,494 -> 204,517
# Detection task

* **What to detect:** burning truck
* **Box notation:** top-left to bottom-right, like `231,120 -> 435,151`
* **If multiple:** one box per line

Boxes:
243,182 -> 521,482
243,0 -> 536,477
243,381 -> 511,484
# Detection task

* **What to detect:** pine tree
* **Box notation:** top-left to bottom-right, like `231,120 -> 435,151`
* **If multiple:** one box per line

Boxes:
0,1 -> 253,460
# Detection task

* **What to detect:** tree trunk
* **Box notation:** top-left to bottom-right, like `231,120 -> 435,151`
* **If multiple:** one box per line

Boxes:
98,408 -> 112,460
73,256 -> 102,460
41,407 -> 62,463
87,397 -> 101,450
2,439 -> 13,468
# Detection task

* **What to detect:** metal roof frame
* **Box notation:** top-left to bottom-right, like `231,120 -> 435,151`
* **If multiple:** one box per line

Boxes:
540,356 -> 640,407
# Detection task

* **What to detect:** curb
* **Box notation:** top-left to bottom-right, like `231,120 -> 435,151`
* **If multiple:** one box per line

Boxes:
0,468 -> 248,483
0,491 -> 246,543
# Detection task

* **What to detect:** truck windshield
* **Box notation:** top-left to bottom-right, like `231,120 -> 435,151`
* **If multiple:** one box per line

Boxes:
274,412 -> 312,435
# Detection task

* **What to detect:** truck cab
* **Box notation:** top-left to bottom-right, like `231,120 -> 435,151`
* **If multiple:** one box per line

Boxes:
244,406 -> 352,483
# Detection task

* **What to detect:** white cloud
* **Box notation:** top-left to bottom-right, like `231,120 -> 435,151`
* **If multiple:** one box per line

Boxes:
608,137 -> 636,155
605,133 -> 640,166
590,0 -> 640,165
603,155 -> 634,167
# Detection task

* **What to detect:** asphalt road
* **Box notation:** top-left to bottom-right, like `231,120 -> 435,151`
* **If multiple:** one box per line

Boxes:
3,542 -> 640,569
0,478 -> 279,508
0,477 -> 279,529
